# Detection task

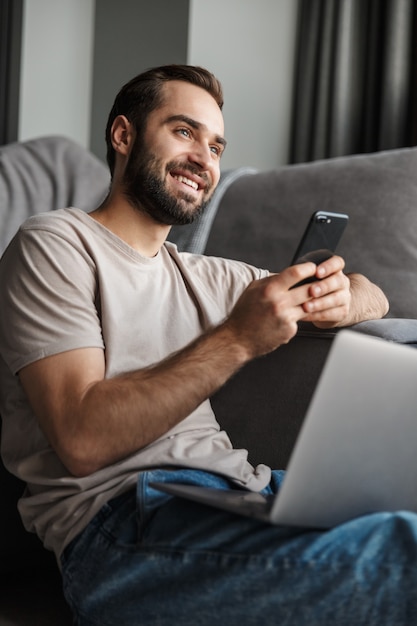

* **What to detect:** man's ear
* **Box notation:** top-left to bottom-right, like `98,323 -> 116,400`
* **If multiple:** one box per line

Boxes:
111,115 -> 134,156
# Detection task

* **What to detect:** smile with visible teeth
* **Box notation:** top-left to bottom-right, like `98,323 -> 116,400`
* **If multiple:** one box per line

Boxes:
172,174 -> 199,191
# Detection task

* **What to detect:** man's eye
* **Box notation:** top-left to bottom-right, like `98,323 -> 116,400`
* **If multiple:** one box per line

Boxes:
177,128 -> 191,138
210,145 -> 222,157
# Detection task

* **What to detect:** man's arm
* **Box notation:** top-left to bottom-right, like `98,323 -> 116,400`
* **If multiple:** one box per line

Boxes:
19,257 -> 386,477
344,272 -> 389,324
18,261 -> 318,477
19,329 -> 248,478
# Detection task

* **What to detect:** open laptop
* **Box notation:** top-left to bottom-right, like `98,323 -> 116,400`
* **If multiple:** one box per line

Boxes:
151,330 -> 417,528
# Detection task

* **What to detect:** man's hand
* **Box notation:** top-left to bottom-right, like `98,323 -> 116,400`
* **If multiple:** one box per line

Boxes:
221,267 -> 306,359
224,255 -> 389,358
295,255 -> 389,328
222,257 -> 345,359
298,255 -> 352,327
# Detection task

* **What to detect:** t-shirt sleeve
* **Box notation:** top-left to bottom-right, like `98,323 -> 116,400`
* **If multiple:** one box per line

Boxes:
167,245 -> 270,319
0,226 -> 104,374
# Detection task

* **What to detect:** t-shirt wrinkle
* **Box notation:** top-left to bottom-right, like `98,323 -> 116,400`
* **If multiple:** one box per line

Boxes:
0,207 -> 271,560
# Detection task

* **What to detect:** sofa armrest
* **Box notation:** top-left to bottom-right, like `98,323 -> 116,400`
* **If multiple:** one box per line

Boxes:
297,318 -> 417,345
351,318 -> 417,345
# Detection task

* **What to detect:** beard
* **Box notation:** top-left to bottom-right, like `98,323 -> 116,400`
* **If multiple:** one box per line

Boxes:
122,139 -> 215,226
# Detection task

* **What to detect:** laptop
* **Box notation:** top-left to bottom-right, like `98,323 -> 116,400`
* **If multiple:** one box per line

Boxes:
151,330 -> 417,529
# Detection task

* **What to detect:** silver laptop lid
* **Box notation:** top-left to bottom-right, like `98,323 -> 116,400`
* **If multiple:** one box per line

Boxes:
272,330 -> 417,527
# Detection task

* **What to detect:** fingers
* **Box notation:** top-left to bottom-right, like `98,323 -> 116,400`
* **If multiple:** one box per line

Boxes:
282,255 -> 345,290
284,256 -> 351,326
277,262 -> 318,290
303,271 -> 352,326
227,269 -> 319,357
314,255 -> 345,279
307,268 -> 349,301
303,287 -> 351,318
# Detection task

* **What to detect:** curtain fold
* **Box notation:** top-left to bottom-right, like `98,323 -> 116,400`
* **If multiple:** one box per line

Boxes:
290,0 -> 417,163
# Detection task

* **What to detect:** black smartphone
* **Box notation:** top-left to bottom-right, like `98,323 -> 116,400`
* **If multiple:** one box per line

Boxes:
291,210 -> 349,284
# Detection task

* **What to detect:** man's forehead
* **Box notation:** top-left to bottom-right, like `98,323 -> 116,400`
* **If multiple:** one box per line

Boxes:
160,79 -> 220,105
157,80 -> 224,134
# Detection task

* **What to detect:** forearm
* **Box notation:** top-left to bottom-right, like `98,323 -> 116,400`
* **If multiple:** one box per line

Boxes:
71,324 -> 249,476
307,271 -> 389,329
67,272 -> 309,475
23,268 -> 322,476
343,273 -> 389,325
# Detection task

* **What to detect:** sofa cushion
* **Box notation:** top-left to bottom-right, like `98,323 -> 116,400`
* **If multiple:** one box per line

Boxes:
0,135 -> 110,255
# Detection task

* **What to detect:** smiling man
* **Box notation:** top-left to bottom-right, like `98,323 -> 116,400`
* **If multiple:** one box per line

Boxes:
3,65 -> 415,626
109,93 -> 225,230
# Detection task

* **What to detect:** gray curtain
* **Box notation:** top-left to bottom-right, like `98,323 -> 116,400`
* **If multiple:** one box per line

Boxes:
0,0 -> 23,145
290,0 -> 417,163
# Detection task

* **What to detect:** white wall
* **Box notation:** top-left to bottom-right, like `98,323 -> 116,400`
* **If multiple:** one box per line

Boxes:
18,0 -> 299,168
188,0 -> 299,170
18,0 -> 95,148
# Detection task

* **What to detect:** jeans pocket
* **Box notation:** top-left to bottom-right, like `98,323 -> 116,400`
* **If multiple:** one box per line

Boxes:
135,467 -> 233,528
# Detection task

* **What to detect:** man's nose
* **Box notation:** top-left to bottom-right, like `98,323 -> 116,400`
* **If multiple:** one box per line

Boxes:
188,141 -> 213,171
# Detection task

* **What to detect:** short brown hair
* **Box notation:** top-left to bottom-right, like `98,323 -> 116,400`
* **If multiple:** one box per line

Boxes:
105,65 -> 224,176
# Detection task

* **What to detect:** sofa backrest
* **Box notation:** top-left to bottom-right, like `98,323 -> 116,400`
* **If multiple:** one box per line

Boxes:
0,136 -> 110,573
0,135 -> 110,255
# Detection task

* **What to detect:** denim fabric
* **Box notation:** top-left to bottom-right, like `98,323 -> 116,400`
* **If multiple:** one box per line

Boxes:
61,468 -> 417,625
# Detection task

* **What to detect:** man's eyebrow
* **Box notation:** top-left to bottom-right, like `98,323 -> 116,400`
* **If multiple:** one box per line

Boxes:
165,114 -> 227,148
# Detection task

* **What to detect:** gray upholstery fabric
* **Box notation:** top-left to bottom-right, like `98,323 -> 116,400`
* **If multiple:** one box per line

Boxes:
168,167 -> 257,253
205,147 -> 417,319
353,318 -> 417,344
0,135 -> 110,255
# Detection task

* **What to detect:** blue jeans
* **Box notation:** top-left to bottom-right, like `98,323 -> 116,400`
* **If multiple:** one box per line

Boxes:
61,468 -> 417,625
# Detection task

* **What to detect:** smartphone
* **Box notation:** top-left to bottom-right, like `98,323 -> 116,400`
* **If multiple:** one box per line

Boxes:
291,210 -> 349,285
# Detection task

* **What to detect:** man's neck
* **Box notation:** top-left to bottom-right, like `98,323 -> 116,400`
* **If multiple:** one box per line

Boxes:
90,192 -> 171,258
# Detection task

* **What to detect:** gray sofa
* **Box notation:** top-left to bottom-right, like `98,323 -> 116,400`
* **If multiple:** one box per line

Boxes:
2,136 -> 417,624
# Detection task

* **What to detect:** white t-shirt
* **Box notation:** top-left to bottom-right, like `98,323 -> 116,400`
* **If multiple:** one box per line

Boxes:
0,208 -> 271,558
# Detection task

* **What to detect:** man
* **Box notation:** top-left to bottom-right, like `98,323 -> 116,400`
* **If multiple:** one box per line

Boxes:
3,65 -> 415,626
